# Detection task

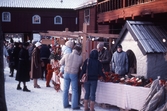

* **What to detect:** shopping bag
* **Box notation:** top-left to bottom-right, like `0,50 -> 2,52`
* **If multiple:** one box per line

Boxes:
80,73 -> 88,83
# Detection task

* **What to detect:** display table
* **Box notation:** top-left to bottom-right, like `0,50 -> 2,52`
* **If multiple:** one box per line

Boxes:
96,81 -> 150,110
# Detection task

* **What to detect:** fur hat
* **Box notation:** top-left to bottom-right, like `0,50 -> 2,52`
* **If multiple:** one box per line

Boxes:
97,43 -> 104,49
73,45 -> 82,54
65,41 -> 74,49
35,42 -> 42,47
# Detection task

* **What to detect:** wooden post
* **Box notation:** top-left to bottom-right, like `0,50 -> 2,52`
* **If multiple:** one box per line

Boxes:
109,38 -> 112,51
123,0 -> 125,7
82,23 -> 87,61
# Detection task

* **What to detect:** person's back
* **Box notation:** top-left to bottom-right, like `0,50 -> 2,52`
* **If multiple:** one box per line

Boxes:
61,49 -> 82,74
80,49 -> 105,111
81,49 -> 105,81
59,45 -> 82,110
40,44 -> 51,59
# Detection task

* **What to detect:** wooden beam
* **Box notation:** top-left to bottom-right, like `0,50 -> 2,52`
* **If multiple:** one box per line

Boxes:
40,30 -> 119,39
87,33 -> 118,38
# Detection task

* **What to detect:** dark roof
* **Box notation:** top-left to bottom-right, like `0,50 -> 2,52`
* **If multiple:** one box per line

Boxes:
0,0 -> 95,9
115,21 -> 167,55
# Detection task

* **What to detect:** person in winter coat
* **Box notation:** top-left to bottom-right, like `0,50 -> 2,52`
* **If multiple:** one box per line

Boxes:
59,40 -> 74,78
59,45 -> 82,110
7,43 -> 15,77
111,44 -> 128,76
30,42 -> 42,88
40,44 -> 51,79
97,43 -> 111,73
12,42 -> 21,71
15,42 -> 31,92
46,47 -> 60,87
80,49 -> 105,111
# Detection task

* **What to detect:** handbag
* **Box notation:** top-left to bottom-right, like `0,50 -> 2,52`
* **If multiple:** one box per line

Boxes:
80,58 -> 89,83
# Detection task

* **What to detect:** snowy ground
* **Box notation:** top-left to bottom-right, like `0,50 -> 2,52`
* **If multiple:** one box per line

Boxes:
4,67 -> 120,111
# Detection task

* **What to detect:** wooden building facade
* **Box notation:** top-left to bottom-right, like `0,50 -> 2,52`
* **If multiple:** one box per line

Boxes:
0,8 -> 78,42
97,0 -> 167,34
0,0 -> 83,42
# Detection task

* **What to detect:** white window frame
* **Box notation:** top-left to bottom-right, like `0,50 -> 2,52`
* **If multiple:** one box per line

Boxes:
84,9 -> 90,25
2,12 -> 11,22
32,15 -> 41,24
54,16 -> 62,24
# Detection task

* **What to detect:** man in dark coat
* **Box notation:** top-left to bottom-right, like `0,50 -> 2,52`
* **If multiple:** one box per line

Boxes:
40,44 -> 51,79
97,43 -> 111,73
15,42 -> 31,92
7,43 -> 14,77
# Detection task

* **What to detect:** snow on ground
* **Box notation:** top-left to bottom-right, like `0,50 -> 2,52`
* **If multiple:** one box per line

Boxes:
4,67 -> 120,111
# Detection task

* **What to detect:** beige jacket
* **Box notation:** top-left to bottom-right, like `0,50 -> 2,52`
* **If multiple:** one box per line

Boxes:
59,49 -> 82,74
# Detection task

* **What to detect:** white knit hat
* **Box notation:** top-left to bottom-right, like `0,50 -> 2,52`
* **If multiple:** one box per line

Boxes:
65,41 -> 74,49
35,42 -> 42,47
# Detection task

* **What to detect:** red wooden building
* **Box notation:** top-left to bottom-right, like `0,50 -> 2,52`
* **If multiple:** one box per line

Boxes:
0,0 -> 89,42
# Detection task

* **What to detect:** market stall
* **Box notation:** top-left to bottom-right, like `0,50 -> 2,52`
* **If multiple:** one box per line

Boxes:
96,81 -> 150,110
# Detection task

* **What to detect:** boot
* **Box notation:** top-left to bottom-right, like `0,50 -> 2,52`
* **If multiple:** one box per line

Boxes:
90,101 -> 95,111
23,86 -> 31,92
17,84 -> 22,90
84,100 -> 90,111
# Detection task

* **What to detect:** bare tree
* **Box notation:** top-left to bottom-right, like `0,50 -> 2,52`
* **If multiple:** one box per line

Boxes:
0,25 -> 7,111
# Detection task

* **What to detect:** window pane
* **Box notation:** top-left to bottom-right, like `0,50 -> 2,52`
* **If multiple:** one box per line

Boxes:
56,17 -> 61,23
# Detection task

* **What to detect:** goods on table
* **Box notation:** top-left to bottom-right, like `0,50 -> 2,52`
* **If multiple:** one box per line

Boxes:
101,72 -> 166,87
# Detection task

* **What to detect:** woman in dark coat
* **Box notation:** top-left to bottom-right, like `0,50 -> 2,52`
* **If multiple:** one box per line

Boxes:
80,49 -> 105,111
16,42 -> 31,92
30,42 -> 42,88
13,42 -> 21,70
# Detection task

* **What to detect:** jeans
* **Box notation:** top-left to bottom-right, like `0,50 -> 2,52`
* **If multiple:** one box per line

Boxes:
84,80 -> 97,101
63,72 -> 78,108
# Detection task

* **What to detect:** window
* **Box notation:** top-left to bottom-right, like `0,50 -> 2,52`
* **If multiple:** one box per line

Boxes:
75,17 -> 78,24
54,16 -> 62,24
84,9 -> 90,25
32,15 -> 41,24
2,12 -> 11,22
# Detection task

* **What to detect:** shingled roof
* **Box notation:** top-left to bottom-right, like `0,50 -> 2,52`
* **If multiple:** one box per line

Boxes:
115,21 -> 167,54
0,0 -> 96,9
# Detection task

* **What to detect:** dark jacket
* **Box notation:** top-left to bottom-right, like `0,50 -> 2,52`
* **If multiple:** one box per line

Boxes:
16,48 -> 30,82
7,46 -> 14,67
98,48 -> 111,72
80,49 -> 105,81
13,46 -> 21,70
40,44 -> 51,59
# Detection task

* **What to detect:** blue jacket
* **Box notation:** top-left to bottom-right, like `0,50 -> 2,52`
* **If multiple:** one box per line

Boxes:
80,49 -> 105,81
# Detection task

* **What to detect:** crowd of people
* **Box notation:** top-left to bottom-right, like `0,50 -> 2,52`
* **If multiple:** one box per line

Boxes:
3,39 -> 129,111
